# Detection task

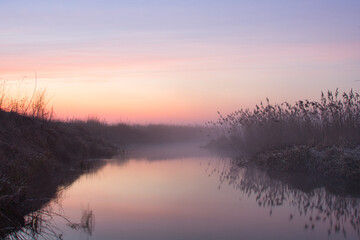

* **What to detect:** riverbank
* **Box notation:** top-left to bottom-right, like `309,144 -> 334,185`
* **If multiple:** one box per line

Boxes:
210,90 -> 360,181
249,145 -> 360,181
0,109 -> 117,238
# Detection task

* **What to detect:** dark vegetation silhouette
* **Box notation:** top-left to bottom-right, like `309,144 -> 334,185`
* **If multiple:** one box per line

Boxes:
4,202 -> 96,240
210,89 -> 360,180
1,157 -> 106,240
71,117 -> 206,146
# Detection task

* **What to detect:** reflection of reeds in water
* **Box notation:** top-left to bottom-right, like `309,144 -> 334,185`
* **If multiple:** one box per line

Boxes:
4,205 -> 63,240
67,207 -> 95,236
4,204 -> 95,240
211,161 -> 360,239
1,158 -> 104,240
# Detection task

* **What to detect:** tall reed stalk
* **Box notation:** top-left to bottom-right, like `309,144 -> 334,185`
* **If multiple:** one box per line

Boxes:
211,89 -> 360,154
0,81 -> 53,121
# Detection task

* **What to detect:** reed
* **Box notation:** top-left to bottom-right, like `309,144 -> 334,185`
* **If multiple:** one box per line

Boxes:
210,89 -> 360,178
212,89 -> 360,154
0,81 -> 53,121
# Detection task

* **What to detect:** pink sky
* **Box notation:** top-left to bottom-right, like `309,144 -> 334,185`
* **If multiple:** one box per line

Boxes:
1,1 -> 359,124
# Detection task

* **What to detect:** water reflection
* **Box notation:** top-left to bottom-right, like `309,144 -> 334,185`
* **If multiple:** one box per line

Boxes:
216,162 -> 360,238
67,207 -> 95,237
7,143 -> 360,240
2,159 -> 106,240
4,204 -> 95,240
4,206 -> 60,240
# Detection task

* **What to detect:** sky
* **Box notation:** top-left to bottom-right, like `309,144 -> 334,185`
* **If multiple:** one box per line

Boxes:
1,0 -> 359,124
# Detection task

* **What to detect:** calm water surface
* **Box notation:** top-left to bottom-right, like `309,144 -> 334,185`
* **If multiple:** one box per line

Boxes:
23,143 -> 360,239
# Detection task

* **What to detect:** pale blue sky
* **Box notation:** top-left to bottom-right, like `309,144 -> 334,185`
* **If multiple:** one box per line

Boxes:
1,1 -> 359,43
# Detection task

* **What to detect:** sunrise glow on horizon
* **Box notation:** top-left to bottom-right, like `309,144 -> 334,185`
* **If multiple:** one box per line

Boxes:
1,0 -> 359,124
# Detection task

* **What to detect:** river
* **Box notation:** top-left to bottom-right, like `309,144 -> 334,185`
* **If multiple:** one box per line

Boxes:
14,142 -> 360,240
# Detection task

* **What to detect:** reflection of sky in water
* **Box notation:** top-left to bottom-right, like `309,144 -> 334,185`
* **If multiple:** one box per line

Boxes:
44,145 -> 359,240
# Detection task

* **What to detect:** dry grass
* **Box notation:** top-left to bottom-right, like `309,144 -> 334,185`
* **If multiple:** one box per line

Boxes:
211,89 -> 360,154
210,89 -> 360,179
0,81 -> 53,121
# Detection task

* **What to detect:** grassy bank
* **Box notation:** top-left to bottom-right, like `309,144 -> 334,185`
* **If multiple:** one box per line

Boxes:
0,109 -> 117,238
210,89 -> 360,180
